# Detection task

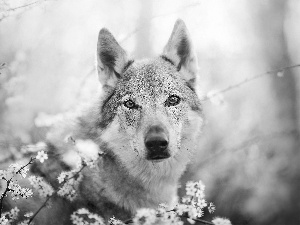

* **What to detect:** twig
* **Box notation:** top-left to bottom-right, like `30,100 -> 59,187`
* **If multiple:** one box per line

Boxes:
5,1 -> 41,12
27,196 -> 51,224
0,180 -> 11,217
198,129 -> 297,167
201,64 -> 300,102
16,157 -> 35,175
0,0 -> 54,22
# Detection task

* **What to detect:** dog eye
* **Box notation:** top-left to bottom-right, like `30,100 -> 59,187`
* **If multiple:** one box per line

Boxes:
123,99 -> 138,109
165,95 -> 181,106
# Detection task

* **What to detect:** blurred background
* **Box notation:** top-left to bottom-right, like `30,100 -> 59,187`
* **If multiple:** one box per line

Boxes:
1,0 -> 300,224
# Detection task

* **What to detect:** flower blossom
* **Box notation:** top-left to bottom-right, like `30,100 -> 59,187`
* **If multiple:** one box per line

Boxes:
36,151 -> 48,163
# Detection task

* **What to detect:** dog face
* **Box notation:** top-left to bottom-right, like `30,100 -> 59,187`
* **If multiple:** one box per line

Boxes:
97,20 -> 203,171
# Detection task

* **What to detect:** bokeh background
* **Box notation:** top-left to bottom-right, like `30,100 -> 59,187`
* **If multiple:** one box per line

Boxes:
1,0 -> 300,224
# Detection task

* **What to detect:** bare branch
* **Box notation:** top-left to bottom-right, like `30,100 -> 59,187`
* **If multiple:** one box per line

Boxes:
0,0 -> 54,22
198,129 -> 297,167
27,196 -> 51,224
5,1 -> 41,12
201,64 -> 300,102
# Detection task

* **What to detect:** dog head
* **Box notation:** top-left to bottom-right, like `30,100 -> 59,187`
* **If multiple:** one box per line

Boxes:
97,20 -> 203,172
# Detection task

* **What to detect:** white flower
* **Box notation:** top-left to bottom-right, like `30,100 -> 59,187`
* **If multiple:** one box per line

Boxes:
1,207 -> 20,224
108,216 -> 125,225
57,172 -> 67,184
212,217 -> 232,225
181,196 -> 191,204
57,172 -> 83,201
197,199 -> 207,208
36,151 -> 48,163
70,208 -> 105,225
208,202 -> 216,214
8,181 -> 33,200
0,216 -> 8,225
175,204 -> 187,216
186,181 -> 197,196
19,167 -> 29,178
28,176 -> 53,197
24,212 -> 34,218
195,181 -> 205,192
133,208 -> 157,225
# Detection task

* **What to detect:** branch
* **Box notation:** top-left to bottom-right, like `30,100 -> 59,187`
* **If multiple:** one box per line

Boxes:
0,0 -> 54,22
5,1 -> 41,12
16,157 -> 35,175
201,64 -> 300,102
198,129 -> 297,167
27,196 -> 50,224
0,179 -> 11,217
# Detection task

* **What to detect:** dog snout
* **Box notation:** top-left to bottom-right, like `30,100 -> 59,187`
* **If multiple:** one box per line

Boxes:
145,125 -> 170,161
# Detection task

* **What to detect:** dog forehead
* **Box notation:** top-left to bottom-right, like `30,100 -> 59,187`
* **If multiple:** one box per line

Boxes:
120,58 -> 182,96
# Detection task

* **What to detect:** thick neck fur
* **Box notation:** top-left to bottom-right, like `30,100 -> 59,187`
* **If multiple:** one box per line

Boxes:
81,150 -> 190,215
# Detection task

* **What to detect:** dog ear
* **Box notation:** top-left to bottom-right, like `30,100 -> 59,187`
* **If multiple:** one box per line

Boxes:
163,19 -> 198,88
97,28 -> 128,89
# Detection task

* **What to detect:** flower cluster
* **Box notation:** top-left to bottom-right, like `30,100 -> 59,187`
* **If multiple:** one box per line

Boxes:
155,204 -> 183,225
8,181 -> 33,200
0,163 -> 27,180
121,180 -> 230,225
0,207 -> 19,225
57,166 -> 83,201
28,176 -> 54,198
0,163 -> 33,201
175,180 -> 211,223
71,208 -> 105,225
133,208 -> 157,225
108,216 -> 125,225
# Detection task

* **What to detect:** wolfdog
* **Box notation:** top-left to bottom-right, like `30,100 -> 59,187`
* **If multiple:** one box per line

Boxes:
5,19 -> 203,224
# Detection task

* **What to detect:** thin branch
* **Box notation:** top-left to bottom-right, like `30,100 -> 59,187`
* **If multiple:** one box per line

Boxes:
0,180 -> 11,217
198,129 -> 297,168
27,196 -> 51,224
16,157 -> 35,175
201,64 -> 300,102
0,0 -> 54,22
5,1 -> 40,12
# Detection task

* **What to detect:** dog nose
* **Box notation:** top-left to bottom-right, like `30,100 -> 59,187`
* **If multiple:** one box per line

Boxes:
145,126 -> 170,160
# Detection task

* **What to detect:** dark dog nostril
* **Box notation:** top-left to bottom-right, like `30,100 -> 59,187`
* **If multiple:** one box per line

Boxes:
147,142 -> 154,149
145,139 -> 169,151
160,140 -> 168,148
